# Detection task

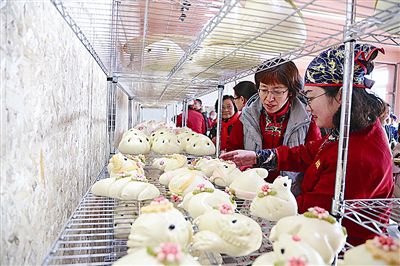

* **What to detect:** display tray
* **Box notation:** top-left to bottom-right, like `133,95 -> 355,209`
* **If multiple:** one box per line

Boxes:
43,160 -> 399,265
43,165 -> 274,265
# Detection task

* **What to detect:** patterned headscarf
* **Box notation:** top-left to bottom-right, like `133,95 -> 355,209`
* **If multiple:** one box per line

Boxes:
304,44 -> 385,89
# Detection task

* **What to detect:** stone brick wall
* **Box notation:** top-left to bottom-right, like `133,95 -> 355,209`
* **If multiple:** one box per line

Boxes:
1,1 -> 109,264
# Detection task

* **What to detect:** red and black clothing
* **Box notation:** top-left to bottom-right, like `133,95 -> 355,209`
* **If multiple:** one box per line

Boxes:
258,101 -> 321,182
209,112 -> 240,151
276,120 -> 394,245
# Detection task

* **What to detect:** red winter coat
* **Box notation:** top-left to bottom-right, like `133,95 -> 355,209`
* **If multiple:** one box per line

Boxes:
226,113 -> 244,151
276,120 -> 394,245
176,109 -> 206,134
209,112 -> 241,151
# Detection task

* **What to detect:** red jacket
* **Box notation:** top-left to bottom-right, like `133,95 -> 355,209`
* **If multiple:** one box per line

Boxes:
226,113 -> 244,151
276,120 -> 394,245
210,112 -> 241,151
176,109 -> 206,134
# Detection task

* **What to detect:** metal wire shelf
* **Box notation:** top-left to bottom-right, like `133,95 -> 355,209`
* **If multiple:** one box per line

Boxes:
340,198 -> 400,238
51,0 -> 400,104
43,164 -> 276,265
43,161 -> 399,265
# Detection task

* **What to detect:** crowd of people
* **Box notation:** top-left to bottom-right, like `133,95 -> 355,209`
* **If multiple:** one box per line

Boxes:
175,43 -> 397,246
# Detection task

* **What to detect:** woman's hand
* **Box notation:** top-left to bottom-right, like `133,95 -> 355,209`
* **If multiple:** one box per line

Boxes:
219,150 -> 256,166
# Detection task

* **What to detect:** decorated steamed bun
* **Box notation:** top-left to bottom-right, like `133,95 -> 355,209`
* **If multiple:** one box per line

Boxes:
114,242 -> 199,265
107,153 -> 145,179
342,236 -> 399,266
250,176 -> 298,221
151,133 -> 182,154
178,184 -> 236,218
159,167 -> 205,186
152,154 -> 187,172
270,206 -> 347,264
118,130 -> 150,155
149,128 -> 173,144
192,157 -> 224,177
168,171 -> 214,196
253,233 -> 326,266
91,153 -> 159,200
192,205 -> 262,256
228,168 -> 268,200
127,197 -> 193,251
185,134 -> 216,156
209,160 -> 241,186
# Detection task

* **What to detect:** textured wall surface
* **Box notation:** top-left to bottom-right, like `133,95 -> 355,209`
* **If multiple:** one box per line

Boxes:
1,1 -> 108,265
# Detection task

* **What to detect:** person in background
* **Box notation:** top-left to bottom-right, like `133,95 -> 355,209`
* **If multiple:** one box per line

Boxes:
380,102 -> 396,148
221,44 -> 393,245
232,81 -> 258,111
235,59 -> 322,194
227,81 -> 258,151
208,95 -> 239,150
176,100 -> 206,134
389,113 -> 398,142
208,110 -> 217,129
193,98 -> 209,134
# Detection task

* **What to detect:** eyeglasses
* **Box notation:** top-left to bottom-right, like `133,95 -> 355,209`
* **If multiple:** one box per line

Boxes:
233,96 -> 241,100
304,92 -> 328,105
258,88 -> 289,98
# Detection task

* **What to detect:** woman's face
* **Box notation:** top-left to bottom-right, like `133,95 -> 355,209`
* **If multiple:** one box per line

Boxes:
304,86 -> 341,129
222,99 -> 235,120
259,82 -> 290,113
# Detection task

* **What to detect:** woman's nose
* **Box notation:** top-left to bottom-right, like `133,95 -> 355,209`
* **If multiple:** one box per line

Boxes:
265,93 -> 274,101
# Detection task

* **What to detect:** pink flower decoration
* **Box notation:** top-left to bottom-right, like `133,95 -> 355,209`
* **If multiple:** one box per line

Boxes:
372,236 -> 399,251
155,243 -> 182,263
292,235 -> 301,242
197,183 -> 206,191
261,184 -> 272,193
134,172 -> 145,179
219,203 -> 233,214
159,160 -> 165,165
308,206 -> 329,219
152,196 -> 169,205
171,194 -> 183,202
288,256 -> 307,266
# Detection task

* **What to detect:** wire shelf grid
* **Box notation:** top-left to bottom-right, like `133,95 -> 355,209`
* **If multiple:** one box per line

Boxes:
43,161 -> 278,265
43,161 -> 400,265
51,0 -> 400,103
340,198 -> 400,238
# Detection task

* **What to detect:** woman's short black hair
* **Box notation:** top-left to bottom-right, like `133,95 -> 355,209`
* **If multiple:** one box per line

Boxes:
233,81 -> 257,101
215,95 -> 238,114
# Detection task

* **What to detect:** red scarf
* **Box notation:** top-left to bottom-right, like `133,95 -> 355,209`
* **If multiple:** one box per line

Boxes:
221,112 -> 240,150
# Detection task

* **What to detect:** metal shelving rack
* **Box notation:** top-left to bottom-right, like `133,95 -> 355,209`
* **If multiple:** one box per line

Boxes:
50,0 -> 400,104
340,198 -> 400,238
44,0 -> 399,265
43,163 -> 275,265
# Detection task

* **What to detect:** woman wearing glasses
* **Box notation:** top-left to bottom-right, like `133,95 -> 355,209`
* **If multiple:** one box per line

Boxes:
208,95 -> 239,151
221,44 -> 394,245
238,60 -> 321,194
